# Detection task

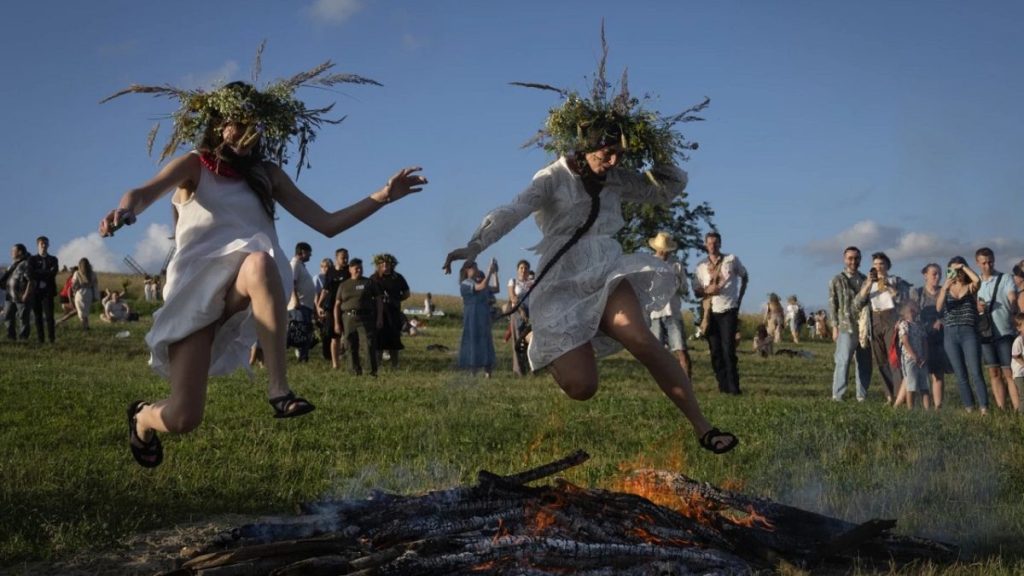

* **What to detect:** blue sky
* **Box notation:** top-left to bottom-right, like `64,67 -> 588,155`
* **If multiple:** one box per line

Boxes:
1,1 -> 1022,312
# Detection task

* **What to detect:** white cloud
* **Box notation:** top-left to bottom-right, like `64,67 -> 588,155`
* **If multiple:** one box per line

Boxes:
309,0 -> 362,24
799,220 -> 1024,270
132,223 -> 176,274
55,234 -> 123,273
54,224 -> 174,275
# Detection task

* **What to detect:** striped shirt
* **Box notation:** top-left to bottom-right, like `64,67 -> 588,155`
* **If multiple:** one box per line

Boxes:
942,291 -> 977,328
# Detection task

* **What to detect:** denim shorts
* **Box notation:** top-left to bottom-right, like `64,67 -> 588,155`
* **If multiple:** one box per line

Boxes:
981,334 -> 1014,368
652,315 -> 688,352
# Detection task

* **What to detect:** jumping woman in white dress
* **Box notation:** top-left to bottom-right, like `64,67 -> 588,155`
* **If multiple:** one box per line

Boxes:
100,67 -> 427,468
443,41 -> 737,455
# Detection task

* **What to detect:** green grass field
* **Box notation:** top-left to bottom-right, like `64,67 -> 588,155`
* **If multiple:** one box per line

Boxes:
2,280 -> 1023,574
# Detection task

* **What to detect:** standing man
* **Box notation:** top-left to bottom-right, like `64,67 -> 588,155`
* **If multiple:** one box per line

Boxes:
28,236 -> 59,343
828,246 -> 872,401
648,231 -> 692,380
288,242 -> 316,362
975,247 -> 1021,411
693,232 -> 748,395
323,248 -> 351,365
334,258 -> 382,376
2,244 -> 33,340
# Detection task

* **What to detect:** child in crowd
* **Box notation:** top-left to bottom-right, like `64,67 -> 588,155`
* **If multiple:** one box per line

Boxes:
752,324 -> 773,358
1011,313 -> 1024,406
896,299 -> 932,410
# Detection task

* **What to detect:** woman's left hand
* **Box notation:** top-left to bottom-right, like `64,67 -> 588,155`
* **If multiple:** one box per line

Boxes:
443,245 -> 478,275
372,166 -> 428,204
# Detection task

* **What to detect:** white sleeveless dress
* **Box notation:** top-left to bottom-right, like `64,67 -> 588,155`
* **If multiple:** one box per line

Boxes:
468,158 -> 687,370
146,155 -> 292,378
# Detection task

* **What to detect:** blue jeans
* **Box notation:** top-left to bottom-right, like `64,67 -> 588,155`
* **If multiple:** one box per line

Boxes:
943,324 -> 988,409
832,331 -> 872,400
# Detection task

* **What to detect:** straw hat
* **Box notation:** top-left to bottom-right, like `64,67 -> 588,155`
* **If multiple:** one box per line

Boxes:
648,231 -> 678,252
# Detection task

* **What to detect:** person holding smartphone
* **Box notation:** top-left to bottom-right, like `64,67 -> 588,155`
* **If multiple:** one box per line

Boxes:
856,252 -> 911,404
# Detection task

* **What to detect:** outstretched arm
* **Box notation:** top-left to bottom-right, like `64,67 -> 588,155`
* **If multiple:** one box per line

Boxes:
272,165 -> 428,238
99,153 -> 200,237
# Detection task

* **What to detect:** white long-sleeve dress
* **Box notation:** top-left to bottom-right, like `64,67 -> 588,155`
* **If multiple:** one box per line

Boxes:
468,157 -> 688,370
146,154 -> 292,378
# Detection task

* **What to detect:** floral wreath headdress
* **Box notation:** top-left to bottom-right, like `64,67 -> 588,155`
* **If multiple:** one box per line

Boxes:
372,253 -> 398,267
100,42 -> 381,178
511,23 -> 708,180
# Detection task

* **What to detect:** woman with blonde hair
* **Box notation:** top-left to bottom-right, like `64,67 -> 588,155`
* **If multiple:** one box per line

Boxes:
71,258 -> 99,330
764,293 -> 784,343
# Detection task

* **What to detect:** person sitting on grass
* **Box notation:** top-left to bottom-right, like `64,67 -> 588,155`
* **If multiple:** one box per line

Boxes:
99,55 -> 428,468
100,290 -> 133,323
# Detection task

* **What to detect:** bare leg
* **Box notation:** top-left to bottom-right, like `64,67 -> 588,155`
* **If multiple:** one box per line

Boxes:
330,337 -> 340,369
931,375 -> 943,409
677,350 -> 692,381
134,251 -> 293,442
988,366 -> 1007,409
1003,367 -> 1020,411
598,282 -> 718,442
549,342 -> 599,401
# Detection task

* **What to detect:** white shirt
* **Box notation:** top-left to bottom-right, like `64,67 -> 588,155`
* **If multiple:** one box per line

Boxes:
651,254 -> 688,319
1012,335 -> 1024,379
694,254 -> 746,313
289,256 -> 316,310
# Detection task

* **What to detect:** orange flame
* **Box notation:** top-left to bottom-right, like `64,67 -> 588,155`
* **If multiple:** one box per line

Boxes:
725,505 -> 775,531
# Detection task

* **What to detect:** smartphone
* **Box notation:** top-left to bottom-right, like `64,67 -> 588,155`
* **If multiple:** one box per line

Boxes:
946,268 -> 956,279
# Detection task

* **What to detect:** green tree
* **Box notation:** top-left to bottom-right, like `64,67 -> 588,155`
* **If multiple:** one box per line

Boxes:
615,195 -> 716,278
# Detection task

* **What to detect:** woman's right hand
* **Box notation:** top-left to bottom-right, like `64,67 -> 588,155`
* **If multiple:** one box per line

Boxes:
443,245 -> 479,275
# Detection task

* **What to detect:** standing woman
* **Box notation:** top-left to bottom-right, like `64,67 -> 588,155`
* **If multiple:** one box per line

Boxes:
912,263 -> 950,408
71,258 -> 99,331
1013,264 -> 1024,314
935,256 -> 988,413
371,253 -> 410,369
443,41 -> 737,454
99,57 -> 428,467
507,259 -> 533,376
784,295 -> 802,344
458,259 -> 499,377
764,293 -> 784,343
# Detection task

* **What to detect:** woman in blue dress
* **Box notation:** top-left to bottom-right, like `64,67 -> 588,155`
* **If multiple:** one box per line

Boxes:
458,259 -> 499,377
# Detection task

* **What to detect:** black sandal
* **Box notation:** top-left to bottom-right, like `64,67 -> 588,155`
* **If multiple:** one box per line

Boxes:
127,400 -> 163,468
269,392 -> 316,419
699,427 -> 738,455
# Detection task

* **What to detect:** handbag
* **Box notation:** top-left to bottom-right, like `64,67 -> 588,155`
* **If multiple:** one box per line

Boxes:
977,274 -> 1002,344
286,311 -> 317,349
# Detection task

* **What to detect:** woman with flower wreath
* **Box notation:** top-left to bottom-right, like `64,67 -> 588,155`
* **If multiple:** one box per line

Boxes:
99,55 -> 428,468
443,33 -> 737,454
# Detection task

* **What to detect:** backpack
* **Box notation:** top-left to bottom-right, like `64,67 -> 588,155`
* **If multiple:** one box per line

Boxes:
887,328 -> 901,369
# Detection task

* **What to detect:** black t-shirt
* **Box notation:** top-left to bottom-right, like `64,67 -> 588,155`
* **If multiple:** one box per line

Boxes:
28,254 -> 59,297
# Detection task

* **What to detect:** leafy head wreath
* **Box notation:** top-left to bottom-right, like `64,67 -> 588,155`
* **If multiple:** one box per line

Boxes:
503,23 -> 710,318
100,41 -> 382,216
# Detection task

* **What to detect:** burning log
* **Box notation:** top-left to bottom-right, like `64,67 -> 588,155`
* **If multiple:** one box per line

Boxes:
159,451 -> 957,576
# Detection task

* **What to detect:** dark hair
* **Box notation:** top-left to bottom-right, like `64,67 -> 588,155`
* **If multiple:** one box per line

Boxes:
1012,264 -> 1024,279
13,243 -> 28,259
36,236 -> 49,244
975,247 -> 994,259
948,255 -> 968,267
705,231 -> 722,242
843,246 -> 860,256
199,82 -> 275,219
871,252 -> 891,268
295,242 -> 312,254
517,259 -> 531,270
921,262 -> 941,275
335,248 -> 348,256
504,158 -> 604,317
349,258 -> 363,267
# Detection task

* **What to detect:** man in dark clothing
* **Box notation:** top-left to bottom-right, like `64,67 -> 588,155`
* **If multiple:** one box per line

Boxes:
28,236 -> 59,343
2,244 -> 33,340
320,248 -> 350,363
333,258 -> 382,376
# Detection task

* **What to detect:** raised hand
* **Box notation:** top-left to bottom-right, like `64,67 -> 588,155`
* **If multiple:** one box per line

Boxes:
443,245 -> 479,275
374,166 -> 428,204
99,208 -> 137,238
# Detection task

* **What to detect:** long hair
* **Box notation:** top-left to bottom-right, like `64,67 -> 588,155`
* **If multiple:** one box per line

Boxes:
76,258 -> 93,284
504,152 -> 605,318
198,82 -> 275,219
